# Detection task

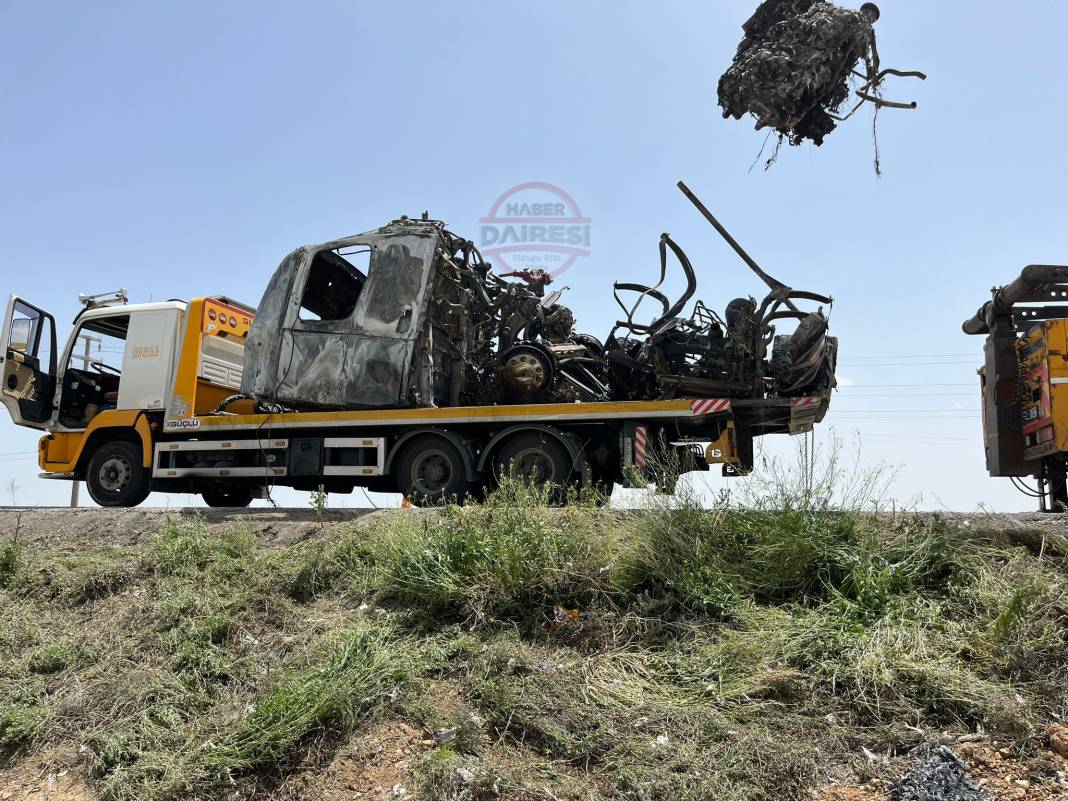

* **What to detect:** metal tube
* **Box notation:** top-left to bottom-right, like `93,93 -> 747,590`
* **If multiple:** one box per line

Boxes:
650,234 -> 698,331
676,181 -> 787,292
962,265 -> 1068,334
997,265 -> 1068,308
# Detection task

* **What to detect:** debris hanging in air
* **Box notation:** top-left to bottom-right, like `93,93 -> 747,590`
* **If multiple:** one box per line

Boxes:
718,1 -> 926,151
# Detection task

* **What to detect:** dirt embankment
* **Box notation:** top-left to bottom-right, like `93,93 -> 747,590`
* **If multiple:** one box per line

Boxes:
0,506 -> 1066,801
3,507 -> 1068,552
0,507 -> 392,551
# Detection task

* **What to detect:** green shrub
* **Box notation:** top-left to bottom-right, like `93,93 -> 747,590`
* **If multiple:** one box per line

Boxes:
152,517 -> 252,578
281,536 -> 369,602
0,703 -> 44,752
370,478 -> 612,619
27,641 -> 77,675
0,540 -> 19,587
618,487 -> 953,618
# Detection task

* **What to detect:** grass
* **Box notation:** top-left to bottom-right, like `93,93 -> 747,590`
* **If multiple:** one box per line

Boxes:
0,461 -> 1065,799
0,703 -> 45,754
27,640 -> 78,675
0,540 -> 19,588
205,625 -> 407,781
369,477 -> 614,620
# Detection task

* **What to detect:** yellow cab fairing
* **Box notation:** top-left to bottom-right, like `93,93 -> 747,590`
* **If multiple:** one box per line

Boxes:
169,298 -> 254,420
39,410 -> 154,472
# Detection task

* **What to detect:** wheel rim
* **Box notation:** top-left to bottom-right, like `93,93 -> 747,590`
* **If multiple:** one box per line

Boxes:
98,455 -> 132,493
410,449 -> 454,496
504,352 -> 547,391
507,447 -> 558,483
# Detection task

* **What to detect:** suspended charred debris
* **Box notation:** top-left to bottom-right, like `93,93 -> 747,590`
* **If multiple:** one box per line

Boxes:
718,0 -> 925,154
242,184 -> 836,417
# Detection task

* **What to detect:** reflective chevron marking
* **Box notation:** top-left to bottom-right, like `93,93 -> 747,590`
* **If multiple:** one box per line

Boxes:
690,398 -> 731,416
635,425 -> 648,468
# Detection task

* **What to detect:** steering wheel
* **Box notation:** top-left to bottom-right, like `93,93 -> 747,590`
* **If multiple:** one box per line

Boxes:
89,361 -> 122,377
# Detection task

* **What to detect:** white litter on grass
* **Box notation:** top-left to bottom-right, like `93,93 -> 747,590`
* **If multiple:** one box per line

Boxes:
861,745 -> 887,764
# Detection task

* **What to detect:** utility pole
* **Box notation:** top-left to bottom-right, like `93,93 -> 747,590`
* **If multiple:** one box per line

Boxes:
69,333 -> 101,507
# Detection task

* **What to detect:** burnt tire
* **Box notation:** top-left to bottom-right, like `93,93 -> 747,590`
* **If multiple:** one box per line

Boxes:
202,487 -> 253,508
494,432 -> 574,494
769,334 -> 793,379
396,435 -> 469,507
86,440 -> 151,508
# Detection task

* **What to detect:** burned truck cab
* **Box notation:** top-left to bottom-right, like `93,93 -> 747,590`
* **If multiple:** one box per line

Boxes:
243,215 -> 609,413
243,218 -> 445,409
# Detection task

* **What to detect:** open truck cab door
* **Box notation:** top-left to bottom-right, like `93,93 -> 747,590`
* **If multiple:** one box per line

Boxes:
0,296 -> 57,429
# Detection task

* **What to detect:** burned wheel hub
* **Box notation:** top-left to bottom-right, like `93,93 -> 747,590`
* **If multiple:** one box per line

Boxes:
504,353 -> 546,391
508,448 -> 557,483
410,449 -> 454,495
500,344 -> 554,399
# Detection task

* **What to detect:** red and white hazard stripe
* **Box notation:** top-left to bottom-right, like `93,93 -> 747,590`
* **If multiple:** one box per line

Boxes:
635,425 -> 647,469
790,397 -> 820,408
690,398 -> 731,416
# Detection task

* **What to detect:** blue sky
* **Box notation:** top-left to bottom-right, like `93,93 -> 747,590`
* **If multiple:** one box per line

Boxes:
1,0 -> 1066,510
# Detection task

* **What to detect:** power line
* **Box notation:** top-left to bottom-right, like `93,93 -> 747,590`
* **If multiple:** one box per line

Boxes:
832,423 -> 979,425
828,414 -> 978,420
828,420 -> 978,427
841,353 -> 975,359
841,386 -> 978,390
830,408 -> 978,413
837,361 -> 976,367
835,392 -> 976,397
861,435 -> 973,442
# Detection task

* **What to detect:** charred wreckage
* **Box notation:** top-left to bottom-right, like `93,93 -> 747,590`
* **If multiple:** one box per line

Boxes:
242,182 -> 836,432
717,0 -> 926,169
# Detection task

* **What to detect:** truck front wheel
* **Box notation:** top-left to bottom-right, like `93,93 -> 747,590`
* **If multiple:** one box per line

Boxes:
86,440 -> 151,508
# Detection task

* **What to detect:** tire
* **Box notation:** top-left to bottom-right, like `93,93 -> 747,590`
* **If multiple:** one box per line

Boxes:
769,334 -> 793,378
202,487 -> 253,508
395,435 -> 469,507
86,440 -> 151,508
494,432 -> 574,495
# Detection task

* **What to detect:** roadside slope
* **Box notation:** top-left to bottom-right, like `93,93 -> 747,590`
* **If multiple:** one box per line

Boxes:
1,500 -> 1066,800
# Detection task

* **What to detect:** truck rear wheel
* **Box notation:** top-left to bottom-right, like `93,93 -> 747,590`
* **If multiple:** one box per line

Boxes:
86,440 -> 151,508
396,435 -> 468,507
202,487 -> 253,508
494,432 -> 573,494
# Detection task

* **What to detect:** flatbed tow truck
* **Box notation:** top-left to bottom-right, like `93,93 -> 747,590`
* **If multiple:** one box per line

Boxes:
1,192 -> 835,507
1,292 -> 824,507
